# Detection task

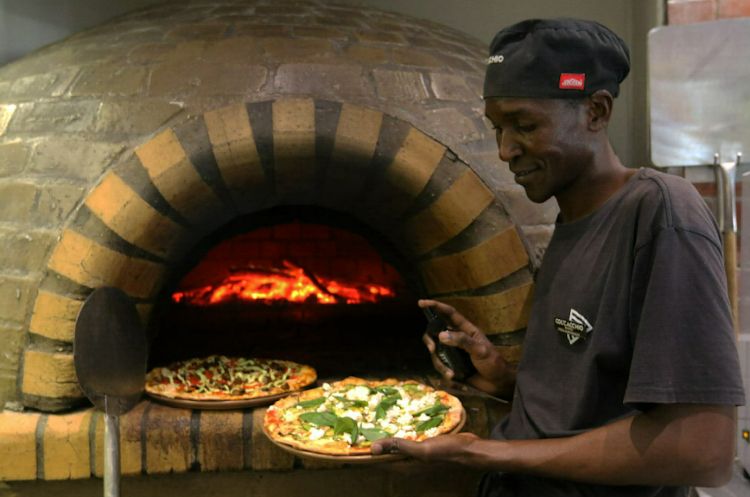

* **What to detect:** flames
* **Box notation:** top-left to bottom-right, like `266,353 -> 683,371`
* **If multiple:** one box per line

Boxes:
173,260 -> 394,306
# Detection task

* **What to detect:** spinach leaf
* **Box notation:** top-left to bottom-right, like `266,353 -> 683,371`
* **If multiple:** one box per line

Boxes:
332,395 -> 368,408
413,403 -> 449,418
375,395 -> 401,420
299,412 -> 338,427
416,415 -> 444,433
370,386 -> 399,396
360,427 -> 391,442
294,397 -> 326,409
333,417 -> 358,444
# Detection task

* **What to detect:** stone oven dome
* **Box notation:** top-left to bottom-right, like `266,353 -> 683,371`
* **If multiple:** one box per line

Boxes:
0,0 -> 555,416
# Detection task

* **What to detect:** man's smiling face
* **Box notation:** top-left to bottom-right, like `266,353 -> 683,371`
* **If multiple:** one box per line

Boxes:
484,97 -> 593,204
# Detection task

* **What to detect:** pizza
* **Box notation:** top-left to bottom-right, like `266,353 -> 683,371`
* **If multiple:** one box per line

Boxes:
263,377 -> 464,456
145,355 -> 317,401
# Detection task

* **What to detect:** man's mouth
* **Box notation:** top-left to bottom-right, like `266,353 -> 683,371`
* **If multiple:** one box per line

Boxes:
513,166 -> 540,178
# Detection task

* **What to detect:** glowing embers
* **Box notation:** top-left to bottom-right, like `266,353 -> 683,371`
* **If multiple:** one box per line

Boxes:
173,260 -> 394,306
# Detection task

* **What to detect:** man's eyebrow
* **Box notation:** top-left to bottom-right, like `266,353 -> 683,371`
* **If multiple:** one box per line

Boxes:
484,109 -> 529,120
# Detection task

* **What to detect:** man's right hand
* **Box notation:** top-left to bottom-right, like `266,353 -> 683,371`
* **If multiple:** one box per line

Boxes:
419,299 -> 516,398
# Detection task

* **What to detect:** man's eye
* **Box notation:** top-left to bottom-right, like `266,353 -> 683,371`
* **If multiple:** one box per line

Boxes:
517,124 -> 536,133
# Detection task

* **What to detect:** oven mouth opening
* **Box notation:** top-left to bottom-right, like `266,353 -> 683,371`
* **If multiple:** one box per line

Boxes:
148,206 -> 433,379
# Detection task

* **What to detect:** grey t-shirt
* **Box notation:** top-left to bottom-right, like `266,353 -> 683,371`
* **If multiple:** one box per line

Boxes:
487,168 -> 745,496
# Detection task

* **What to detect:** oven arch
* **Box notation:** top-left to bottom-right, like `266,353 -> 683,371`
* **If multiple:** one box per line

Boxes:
22,98 -> 534,411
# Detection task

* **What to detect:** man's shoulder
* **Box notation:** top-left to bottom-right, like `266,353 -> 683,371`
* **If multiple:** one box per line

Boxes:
625,167 -> 718,235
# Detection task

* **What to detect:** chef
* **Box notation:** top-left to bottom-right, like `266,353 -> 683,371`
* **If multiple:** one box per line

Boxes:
372,18 -> 745,497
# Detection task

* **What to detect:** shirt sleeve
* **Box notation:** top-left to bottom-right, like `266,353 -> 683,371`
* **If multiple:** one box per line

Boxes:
624,226 -> 745,411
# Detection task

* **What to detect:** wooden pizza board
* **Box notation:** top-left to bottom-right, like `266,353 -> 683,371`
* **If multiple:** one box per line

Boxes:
262,408 -> 466,464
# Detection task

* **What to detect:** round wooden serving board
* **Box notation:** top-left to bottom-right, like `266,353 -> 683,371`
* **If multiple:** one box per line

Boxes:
262,408 -> 466,464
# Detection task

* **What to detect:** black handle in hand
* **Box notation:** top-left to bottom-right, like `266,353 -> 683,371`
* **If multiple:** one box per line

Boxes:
422,306 -> 477,382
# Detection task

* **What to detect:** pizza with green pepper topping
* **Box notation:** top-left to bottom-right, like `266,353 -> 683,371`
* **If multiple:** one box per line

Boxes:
263,377 -> 463,456
145,355 -> 317,400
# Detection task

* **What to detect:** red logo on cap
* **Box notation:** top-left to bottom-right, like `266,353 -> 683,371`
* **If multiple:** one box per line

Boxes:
559,74 -> 585,90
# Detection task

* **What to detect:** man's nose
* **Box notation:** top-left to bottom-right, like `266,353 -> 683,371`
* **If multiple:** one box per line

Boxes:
498,134 -> 522,163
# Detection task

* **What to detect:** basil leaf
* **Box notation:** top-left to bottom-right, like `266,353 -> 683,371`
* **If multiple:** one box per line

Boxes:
413,403 -> 449,418
360,427 -> 391,442
403,384 -> 426,398
299,412 -> 338,427
375,396 -> 401,420
333,417 -> 358,445
416,415 -> 444,433
371,386 -> 399,395
333,396 -> 368,408
295,397 -> 326,408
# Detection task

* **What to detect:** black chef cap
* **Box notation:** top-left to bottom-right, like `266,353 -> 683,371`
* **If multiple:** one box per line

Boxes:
483,18 -> 630,99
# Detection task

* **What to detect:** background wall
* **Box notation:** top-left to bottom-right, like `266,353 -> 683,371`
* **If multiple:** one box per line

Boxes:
0,0 -> 662,172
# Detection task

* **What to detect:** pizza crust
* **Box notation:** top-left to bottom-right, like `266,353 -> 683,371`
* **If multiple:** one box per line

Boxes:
264,377 -> 464,456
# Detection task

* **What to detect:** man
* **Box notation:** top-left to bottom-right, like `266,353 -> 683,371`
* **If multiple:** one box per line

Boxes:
371,18 -> 745,496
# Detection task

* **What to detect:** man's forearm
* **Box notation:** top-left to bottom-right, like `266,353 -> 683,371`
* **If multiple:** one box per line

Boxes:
460,404 -> 736,488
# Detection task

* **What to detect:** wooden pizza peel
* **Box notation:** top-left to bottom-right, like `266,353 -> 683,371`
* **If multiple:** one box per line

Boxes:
74,287 -> 148,497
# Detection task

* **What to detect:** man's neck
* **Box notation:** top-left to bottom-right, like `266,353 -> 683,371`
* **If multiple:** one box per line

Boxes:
556,145 -> 635,223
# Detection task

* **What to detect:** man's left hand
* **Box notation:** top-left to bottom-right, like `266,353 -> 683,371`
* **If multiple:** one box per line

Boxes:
371,433 -> 479,463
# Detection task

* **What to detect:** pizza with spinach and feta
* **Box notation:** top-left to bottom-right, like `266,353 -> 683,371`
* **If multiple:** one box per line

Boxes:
145,355 -> 317,401
263,377 -> 464,456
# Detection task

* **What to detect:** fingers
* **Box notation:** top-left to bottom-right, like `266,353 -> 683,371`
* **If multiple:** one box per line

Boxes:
371,437 -> 422,457
418,299 -> 483,339
423,333 -> 455,380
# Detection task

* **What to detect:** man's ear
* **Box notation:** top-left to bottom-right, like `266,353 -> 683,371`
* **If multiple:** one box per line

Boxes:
587,90 -> 614,132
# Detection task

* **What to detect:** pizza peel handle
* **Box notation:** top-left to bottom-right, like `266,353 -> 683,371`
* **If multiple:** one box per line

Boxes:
74,287 -> 148,497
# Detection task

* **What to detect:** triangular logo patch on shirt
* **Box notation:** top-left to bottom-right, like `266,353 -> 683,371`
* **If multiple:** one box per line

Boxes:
554,309 -> 593,345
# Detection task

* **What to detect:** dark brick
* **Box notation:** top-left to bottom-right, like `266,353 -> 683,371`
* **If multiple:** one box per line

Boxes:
165,23 -> 230,40
0,183 -> 37,225
241,226 -> 273,240
255,5 -> 311,15
296,258 -> 330,277
0,228 -> 56,274
127,43 -> 179,64
372,69 -> 429,101
31,139 -> 125,180
202,38 -> 264,62
9,101 -> 99,134
332,259 -> 358,279
391,48 -> 442,68
273,223 -> 301,240
313,17 -> 366,29
345,45 -> 387,64
260,38 -> 333,58
7,68 -> 79,100
235,24 -> 289,37
149,63 -> 267,97
205,242 -> 234,259
275,64 -> 370,99
0,142 -> 30,178
261,240 -> 288,258
289,241 -> 316,257
96,100 -> 183,135
233,240 -> 261,257
70,65 -> 147,97
429,73 -> 478,102
301,224 -> 330,239
315,240 -> 338,256
34,185 -> 85,228
356,31 -> 407,45
293,26 -> 349,40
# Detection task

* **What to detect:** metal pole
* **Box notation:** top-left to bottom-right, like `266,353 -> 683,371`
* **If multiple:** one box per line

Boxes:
714,153 -> 742,339
104,410 -> 121,497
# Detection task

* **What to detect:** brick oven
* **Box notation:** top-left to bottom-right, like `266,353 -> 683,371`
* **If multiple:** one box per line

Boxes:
0,0 -> 556,494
